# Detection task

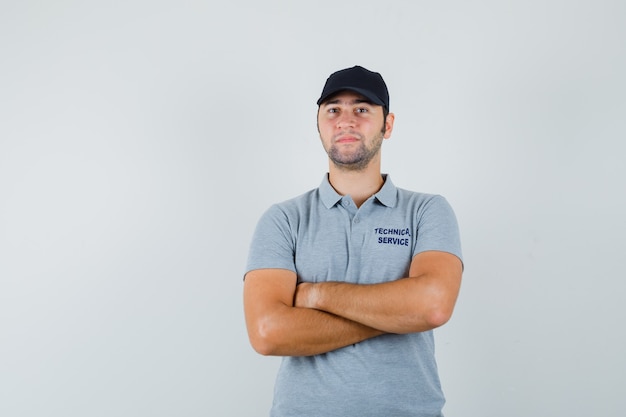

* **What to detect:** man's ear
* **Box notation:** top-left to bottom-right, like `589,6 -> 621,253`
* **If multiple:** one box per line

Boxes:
383,113 -> 395,139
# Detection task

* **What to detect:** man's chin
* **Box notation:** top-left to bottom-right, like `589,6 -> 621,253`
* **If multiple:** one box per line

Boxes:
330,158 -> 369,172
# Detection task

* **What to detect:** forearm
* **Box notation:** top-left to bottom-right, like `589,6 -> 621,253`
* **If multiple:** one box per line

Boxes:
297,277 -> 456,334
248,302 -> 384,357
244,269 -> 383,357
295,252 -> 463,333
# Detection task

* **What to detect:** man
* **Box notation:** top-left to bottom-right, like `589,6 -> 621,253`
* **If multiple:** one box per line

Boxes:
244,65 -> 463,416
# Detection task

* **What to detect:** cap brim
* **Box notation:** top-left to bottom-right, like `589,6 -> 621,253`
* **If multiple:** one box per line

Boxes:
317,87 -> 386,107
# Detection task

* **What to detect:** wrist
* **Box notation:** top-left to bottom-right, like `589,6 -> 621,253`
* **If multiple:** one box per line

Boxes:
309,283 -> 323,310
295,282 -> 320,309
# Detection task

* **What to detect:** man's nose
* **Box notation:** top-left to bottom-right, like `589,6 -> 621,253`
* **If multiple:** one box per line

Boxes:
336,112 -> 356,129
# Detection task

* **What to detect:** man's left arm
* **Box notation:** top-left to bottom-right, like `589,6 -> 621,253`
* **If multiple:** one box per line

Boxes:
294,250 -> 462,334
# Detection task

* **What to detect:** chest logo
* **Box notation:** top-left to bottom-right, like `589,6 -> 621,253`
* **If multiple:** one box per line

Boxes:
374,227 -> 411,247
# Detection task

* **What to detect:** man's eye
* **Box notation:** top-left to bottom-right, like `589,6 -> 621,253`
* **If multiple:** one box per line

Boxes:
356,108 -> 368,113
328,108 -> 338,113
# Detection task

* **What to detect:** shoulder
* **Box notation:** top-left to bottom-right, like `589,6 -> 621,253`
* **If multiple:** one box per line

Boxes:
395,187 -> 451,210
257,187 -> 319,223
393,188 -> 459,231
270,187 -> 318,211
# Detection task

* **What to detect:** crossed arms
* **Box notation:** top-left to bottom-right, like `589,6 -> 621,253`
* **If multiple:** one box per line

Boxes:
243,250 -> 463,357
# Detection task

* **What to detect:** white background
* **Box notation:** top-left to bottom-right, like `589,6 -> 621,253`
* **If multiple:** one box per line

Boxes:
1,1 -> 625,416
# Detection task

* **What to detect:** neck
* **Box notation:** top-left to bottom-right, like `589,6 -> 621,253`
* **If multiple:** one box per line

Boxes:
328,160 -> 384,208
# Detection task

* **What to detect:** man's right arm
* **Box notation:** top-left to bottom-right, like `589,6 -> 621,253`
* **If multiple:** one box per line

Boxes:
243,268 -> 384,357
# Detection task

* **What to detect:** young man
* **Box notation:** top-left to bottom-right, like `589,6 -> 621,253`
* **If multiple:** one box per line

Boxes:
244,65 -> 463,417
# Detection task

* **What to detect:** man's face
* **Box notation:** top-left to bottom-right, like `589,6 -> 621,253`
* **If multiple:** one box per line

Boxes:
317,91 -> 393,171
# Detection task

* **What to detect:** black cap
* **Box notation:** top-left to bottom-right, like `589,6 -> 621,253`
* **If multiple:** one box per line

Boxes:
317,65 -> 389,110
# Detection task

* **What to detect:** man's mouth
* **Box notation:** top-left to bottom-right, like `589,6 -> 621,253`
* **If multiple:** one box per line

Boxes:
335,134 -> 360,144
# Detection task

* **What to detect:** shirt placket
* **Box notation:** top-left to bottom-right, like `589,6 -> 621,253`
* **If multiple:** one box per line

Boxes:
340,197 -> 367,283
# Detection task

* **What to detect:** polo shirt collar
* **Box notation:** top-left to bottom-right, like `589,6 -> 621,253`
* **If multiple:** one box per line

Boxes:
319,173 -> 398,209
374,174 -> 398,207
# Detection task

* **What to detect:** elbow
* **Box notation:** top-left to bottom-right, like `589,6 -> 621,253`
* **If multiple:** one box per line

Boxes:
424,292 -> 457,328
250,339 -> 275,357
424,306 -> 453,329
248,317 -> 282,356
402,304 -> 454,333
414,284 -> 458,331
395,306 -> 453,334
250,337 -> 277,357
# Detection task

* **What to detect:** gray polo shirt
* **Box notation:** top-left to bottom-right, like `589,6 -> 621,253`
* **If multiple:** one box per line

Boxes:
246,174 -> 462,417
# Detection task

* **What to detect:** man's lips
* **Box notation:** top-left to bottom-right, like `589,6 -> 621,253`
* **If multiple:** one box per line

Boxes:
335,135 -> 360,143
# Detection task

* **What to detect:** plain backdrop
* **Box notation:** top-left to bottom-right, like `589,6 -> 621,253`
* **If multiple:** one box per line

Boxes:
1,1 -> 625,416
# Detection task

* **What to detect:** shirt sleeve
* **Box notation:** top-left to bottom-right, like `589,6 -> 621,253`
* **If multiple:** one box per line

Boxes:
412,195 -> 463,264
245,204 -> 297,276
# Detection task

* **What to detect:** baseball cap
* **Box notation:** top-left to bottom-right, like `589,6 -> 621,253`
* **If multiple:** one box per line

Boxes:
317,65 -> 389,110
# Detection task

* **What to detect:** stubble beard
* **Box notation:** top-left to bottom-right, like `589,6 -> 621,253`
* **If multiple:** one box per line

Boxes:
326,131 -> 384,172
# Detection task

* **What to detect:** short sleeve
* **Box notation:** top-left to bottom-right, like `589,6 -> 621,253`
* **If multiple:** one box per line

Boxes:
413,195 -> 463,264
245,204 -> 297,275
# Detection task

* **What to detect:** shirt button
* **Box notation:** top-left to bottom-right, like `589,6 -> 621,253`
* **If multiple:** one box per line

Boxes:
342,200 -> 349,207
354,218 -> 360,224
